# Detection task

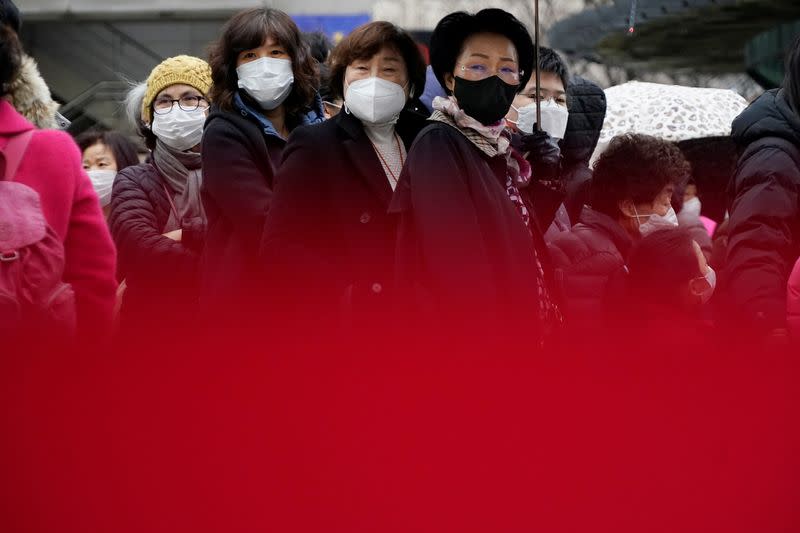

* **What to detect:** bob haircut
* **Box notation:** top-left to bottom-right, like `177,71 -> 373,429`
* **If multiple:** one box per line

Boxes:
591,133 -> 691,219
208,8 -> 319,115
75,130 -> 141,171
328,21 -> 426,103
429,8 -> 534,96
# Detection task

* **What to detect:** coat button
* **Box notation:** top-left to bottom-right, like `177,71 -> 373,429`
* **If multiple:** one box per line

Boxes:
371,283 -> 383,294
360,212 -> 371,224
240,110 -> 247,116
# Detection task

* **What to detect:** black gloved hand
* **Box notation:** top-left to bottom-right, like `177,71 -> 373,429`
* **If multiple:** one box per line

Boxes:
518,129 -> 561,184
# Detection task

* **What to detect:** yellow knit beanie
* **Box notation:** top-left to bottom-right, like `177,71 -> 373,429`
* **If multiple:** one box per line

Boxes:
141,55 -> 213,124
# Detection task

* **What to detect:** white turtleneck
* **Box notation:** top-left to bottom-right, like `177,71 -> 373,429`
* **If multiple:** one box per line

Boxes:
363,121 -> 406,190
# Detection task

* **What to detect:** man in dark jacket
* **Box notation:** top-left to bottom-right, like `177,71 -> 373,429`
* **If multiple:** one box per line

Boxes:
559,76 -> 607,226
547,134 -> 689,333
721,36 -> 800,341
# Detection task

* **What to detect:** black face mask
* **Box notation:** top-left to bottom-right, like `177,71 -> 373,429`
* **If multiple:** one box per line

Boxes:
453,75 -> 518,126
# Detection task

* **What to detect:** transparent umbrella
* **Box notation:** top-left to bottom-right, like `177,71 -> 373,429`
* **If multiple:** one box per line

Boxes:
596,81 -> 749,147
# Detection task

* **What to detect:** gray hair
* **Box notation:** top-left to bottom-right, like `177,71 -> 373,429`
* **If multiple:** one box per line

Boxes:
124,81 -> 148,131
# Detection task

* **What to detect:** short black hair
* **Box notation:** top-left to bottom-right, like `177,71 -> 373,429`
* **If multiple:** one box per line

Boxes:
303,31 -> 333,65
783,34 -> 800,114
75,130 -> 141,171
0,22 -> 21,97
591,133 -> 691,219
538,47 -> 569,92
430,9 -> 534,96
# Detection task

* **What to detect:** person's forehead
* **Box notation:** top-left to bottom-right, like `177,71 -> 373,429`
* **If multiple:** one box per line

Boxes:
157,84 -> 201,98
84,142 -> 110,159
520,71 -> 565,94
460,33 -> 518,61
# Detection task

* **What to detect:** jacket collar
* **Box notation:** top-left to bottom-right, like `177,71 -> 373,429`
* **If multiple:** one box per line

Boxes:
233,91 -> 326,140
335,110 -> 394,205
0,100 -> 35,136
578,206 -> 634,258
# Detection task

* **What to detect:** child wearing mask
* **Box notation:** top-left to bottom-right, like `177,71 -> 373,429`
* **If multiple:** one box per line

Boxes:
202,7 -> 324,324
108,55 -> 211,343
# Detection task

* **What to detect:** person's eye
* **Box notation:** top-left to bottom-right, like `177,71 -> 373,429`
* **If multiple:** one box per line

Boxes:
499,67 -> 516,74
243,52 -> 257,59
82,164 -> 90,170
270,49 -> 284,56
470,64 -> 487,72
384,68 -> 397,73
355,65 -> 368,71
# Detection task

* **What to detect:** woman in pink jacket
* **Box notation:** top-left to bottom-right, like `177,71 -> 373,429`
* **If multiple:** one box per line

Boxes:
1,21 -> 117,345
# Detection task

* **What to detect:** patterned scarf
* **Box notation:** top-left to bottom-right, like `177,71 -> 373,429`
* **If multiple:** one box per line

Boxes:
430,96 -> 510,157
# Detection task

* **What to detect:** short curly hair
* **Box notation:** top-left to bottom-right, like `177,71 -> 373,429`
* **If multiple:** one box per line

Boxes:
208,8 -> 319,115
591,133 -> 691,219
429,9 -> 534,96
328,21 -> 426,103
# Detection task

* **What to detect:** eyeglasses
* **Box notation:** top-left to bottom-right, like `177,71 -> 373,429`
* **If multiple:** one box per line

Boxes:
458,63 -> 523,85
153,96 -> 209,115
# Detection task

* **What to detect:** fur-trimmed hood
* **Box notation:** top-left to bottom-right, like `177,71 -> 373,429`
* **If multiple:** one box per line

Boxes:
5,53 -> 60,129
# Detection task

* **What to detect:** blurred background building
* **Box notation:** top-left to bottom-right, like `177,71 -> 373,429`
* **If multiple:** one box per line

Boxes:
18,0 -> 800,135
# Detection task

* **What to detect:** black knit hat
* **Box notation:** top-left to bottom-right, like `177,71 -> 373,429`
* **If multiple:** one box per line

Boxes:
0,0 -> 20,34
429,8 -> 534,95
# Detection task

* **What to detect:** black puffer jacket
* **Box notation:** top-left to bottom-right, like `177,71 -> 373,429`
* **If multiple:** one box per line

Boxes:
109,162 -> 202,333
721,89 -> 800,334
559,76 -> 607,224
547,207 -> 633,329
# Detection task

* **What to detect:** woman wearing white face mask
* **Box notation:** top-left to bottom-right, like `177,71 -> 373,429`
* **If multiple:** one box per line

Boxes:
260,21 -> 428,334
547,134 -> 688,335
108,55 -> 212,341
76,130 -> 139,218
201,8 -> 324,323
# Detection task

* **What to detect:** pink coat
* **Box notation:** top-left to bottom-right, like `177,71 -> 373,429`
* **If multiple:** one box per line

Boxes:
0,100 -> 117,343
788,258 -> 800,341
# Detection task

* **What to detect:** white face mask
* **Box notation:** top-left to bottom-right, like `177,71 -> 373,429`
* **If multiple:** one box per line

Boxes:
151,107 -> 206,152
682,196 -> 702,218
344,77 -> 407,125
86,169 -> 116,207
632,205 -> 679,237
237,57 -> 294,111
511,99 -> 569,139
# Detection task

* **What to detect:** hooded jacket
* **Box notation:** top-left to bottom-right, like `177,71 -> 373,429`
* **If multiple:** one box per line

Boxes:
559,76 -> 607,225
722,89 -> 800,334
5,53 -> 60,130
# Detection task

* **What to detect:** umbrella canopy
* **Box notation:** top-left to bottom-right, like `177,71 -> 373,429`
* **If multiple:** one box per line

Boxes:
597,81 -> 749,145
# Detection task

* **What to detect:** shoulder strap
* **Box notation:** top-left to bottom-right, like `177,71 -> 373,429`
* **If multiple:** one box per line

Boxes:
1,130 -> 35,182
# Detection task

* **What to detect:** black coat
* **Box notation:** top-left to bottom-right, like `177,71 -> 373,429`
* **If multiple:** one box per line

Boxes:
547,207 -> 633,329
389,121 -> 554,336
108,162 -> 202,332
721,89 -> 800,334
200,104 -> 288,315
260,109 -> 427,327
559,76 -> 607,224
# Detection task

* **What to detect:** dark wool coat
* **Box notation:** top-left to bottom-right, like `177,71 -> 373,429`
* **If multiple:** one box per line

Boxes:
389,121 -> 554,336
721,89 -> 800,334
200,95 -> 324,319
260,109 -> 427,330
